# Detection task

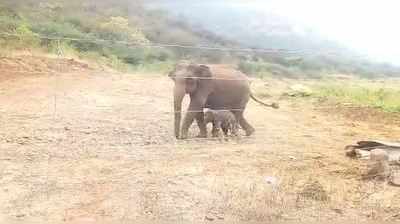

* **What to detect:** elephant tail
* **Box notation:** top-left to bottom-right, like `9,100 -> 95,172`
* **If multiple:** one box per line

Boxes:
249,92 -> 279,109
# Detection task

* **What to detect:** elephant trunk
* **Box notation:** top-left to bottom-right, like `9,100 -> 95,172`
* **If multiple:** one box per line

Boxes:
173,86 -> 185,139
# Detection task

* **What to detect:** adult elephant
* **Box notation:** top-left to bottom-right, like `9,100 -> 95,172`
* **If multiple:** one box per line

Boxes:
168,61 -> 278,139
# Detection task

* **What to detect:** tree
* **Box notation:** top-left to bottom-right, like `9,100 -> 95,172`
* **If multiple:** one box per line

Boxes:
98,16 -> 149,43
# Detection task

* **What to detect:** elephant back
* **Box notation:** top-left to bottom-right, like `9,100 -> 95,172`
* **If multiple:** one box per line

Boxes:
207,64 -> 250,81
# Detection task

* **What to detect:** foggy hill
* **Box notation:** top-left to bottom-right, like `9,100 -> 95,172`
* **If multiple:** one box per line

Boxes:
144,1 -> 400,77
0,0 -> 399,77
144,1 -> 349,52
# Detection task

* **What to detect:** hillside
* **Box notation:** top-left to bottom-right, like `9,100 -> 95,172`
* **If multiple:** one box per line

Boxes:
145,1 -> 400,78
1,0 -> 399,77
145,1 -> 340,51
0,0 -> 234,72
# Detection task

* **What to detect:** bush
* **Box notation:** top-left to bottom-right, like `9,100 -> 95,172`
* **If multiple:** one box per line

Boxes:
238,60 -> 296,78
0,2 -> 175,73
47,40 -> 78,57
31,21 -> 86,39
96,16 -> 149,43
129,61 -> 175,74
0,15 -> 20,32
13,23 -> 40,49
108,54 -> 128,72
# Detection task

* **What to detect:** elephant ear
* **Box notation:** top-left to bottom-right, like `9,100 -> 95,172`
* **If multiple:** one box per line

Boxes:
168,61 -> 192,80
167,64 -> 179,80
195,65 -> 212,79
167,70 -> 175,80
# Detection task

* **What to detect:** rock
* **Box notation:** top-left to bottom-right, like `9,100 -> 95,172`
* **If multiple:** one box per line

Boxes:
332,208 -> 344,214
364,149 -> 390,180
389,171 -> 400,186
355,148 -> 370,159
265,176 -> 279,186
205,211 -> 224,221
311,155 -> 323,159
216,214 -> 224,220
370,148 -> 389,161
345,145 -> 357,158
265,176 -> 280,192
298,180 -> 329,201
396,156 -> 400,165
15,214 -> 25,218
66,217 -> 97,224
286,84 -> 313,97
205,215 -> 215,221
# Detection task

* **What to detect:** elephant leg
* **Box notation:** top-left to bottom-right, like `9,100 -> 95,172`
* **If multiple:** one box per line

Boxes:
233,111 -> 255,136
215,121 -> 225,141
180,112 -> 196,139
181,97 -> 207,139
195,112 -> 207,138
221,123 -> 229,137
223,128 -> 229,137
211,121 -> 222,137
231,122 -> 239,136
211,123 -> 219,137
221,127 -> 229,141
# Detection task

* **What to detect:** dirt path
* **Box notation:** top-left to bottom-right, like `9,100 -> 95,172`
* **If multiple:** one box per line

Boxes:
1,57 -> 400,223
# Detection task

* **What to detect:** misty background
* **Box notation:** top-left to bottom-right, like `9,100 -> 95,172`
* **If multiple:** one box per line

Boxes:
0,0 -> 399,77
146,0 -> 400,65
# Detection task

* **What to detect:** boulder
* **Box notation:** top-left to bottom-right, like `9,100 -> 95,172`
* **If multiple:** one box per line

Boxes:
286,84 -> 313,97
364,149 -> 390,180
389,171 -> 400,186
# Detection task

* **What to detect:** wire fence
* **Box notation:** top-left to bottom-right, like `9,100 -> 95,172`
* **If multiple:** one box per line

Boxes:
0,68 -> 260,81
0,32 -> 358,147
0,32 -> 353,56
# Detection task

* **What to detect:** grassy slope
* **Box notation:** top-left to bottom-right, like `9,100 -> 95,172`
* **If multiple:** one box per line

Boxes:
0,0 -> 233,72
313,80 -> 400,113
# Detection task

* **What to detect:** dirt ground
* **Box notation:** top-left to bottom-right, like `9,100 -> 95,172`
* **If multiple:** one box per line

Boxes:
1,56 -> 400,223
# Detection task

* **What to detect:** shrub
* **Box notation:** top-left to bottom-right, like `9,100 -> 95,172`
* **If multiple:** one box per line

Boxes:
238,60 -> 295,78
108,54 -> 128,72
0,14 -> 20,32
13,23 -> 40,49
31,21 -> 86,39
97,16 -> 149,43
129,61 -> 175,74
47,40 -> 79,57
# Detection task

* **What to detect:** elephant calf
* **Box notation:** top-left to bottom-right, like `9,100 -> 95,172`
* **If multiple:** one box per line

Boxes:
204,109 -> 239,137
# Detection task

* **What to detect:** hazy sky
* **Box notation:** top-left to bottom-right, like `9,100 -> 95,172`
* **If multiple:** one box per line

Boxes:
242,0 -> 399,65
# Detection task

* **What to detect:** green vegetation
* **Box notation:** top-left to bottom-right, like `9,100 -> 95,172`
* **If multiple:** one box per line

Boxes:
0,0 -> 209,72
313,82 -> 400,112
238,61 -> 291,79
238,60 -> 322,79
237,54 -> 400,79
